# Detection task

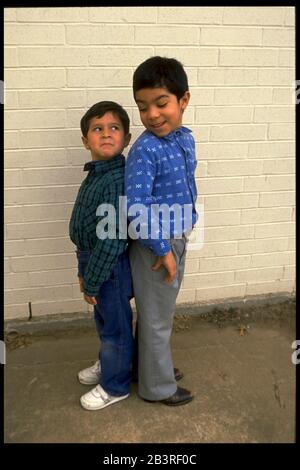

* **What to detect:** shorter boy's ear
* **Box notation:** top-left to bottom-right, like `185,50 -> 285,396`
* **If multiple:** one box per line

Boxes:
124,133 -> 132,147
81,136 -> 90,149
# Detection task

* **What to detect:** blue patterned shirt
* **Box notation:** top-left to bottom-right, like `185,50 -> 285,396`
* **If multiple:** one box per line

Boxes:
125,126 -> 198,256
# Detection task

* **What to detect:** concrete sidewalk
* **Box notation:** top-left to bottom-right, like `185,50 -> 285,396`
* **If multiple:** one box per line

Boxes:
4,297 -> 296,443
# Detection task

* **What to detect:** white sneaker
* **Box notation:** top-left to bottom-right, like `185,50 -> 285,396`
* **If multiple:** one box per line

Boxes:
78,360 -> 101,385
80,384 -> 129,411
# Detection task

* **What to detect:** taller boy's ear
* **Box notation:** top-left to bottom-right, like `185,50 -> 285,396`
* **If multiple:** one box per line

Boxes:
180,91 -> 190,113
81,136 -> 90,149
124,133 -> 132,147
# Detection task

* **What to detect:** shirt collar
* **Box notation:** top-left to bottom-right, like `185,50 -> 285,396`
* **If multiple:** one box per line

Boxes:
161,126 -> 192,141
83,154 -> 125,174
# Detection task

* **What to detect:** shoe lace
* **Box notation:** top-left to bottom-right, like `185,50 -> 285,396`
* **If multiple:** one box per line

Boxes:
91,360 -> 100,373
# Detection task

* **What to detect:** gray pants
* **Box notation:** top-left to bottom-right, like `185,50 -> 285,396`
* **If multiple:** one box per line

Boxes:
129,236 -> 187,400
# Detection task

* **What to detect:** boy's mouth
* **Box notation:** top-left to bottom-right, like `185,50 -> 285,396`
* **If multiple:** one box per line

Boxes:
152,121 -> 166,129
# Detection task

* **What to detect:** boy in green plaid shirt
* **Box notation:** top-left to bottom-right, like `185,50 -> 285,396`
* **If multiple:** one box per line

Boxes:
69,101 -> 134,411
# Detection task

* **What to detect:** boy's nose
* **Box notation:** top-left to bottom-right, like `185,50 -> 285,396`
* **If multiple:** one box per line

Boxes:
147,106 -> 160,120
101,129 -> 111,137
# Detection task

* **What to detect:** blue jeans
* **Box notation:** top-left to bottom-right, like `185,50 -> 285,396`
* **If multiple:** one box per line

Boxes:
76,248 -> 134,396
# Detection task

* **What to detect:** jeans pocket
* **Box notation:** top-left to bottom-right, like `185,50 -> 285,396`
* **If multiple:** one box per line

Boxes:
114,251 -> 133,298
108,262 -> 118,282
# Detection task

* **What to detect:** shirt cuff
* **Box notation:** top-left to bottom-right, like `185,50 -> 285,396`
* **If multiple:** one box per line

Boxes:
83,280 -> 102,297
150,240 -> 171,256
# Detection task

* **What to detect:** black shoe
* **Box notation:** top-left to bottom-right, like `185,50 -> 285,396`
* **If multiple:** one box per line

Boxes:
132,367 -> 183,383
160,387 -> 194,406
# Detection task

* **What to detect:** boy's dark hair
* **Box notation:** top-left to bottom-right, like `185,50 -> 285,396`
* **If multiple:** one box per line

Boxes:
133,56 -> 189,101
80,101 -> 130,137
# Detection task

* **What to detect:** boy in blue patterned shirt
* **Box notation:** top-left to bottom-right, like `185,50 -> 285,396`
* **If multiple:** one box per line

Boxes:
125,56 -> 198,406
69,101 -> 134,411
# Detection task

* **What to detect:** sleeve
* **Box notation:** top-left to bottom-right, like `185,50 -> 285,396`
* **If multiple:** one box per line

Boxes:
82,180 -> 127,297
125,145 -> 171,256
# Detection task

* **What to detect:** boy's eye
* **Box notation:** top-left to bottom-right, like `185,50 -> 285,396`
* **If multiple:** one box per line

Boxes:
138,102 -> 167,112
111,126 -> 119,131
94,127 -> 101,131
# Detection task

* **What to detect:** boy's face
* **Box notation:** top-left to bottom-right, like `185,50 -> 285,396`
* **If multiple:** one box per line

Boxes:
82,112 -> 131,161
135,87 -> 190,138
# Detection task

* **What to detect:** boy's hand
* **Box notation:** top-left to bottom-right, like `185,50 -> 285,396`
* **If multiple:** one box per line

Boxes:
78,276 -> 84,293
83,293 -> 97,305
152,251 -> 177,284
79,276 -> 97,305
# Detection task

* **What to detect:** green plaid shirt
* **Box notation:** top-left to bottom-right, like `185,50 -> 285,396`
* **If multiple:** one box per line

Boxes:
69,154 -> 128,296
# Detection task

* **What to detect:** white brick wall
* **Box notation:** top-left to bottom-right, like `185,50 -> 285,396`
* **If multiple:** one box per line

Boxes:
4,6 -> 295,319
